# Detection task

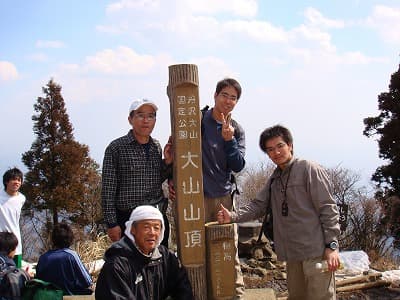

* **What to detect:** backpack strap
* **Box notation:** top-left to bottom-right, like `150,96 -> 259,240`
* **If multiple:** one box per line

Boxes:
0,256 -> 6,271
230,173 -> 240,203
25,278 -> 60,289
200,105 -> 209,134
257,178 -> 275,244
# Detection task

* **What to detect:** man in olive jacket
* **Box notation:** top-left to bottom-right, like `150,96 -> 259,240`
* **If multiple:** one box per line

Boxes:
218,125 -> 340,300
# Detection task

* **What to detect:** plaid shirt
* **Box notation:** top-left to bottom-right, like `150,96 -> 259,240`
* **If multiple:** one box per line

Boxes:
101,130 -> 171,226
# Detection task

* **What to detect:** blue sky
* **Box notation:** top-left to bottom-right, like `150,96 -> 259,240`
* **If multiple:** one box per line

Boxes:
1,0 -> 399,188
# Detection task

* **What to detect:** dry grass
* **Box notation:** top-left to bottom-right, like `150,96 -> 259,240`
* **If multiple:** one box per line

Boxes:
75,233 -> 111,282
75,234 -> 111,264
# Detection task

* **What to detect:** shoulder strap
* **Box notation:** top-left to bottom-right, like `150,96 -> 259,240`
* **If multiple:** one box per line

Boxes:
230,173 -> 240,203
25,278 -> 62,290
200,105 -> 209,134
0,257 -> 15,276
257,178 -> 274,243
0,256 -> 6,271
201,105 -> 209,116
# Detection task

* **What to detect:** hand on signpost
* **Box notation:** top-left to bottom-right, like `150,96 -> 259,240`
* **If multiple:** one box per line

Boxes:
217,204 -> 232,224
168,178 -> 176,201
164,135 -> 173,165
107,226 -> 122,242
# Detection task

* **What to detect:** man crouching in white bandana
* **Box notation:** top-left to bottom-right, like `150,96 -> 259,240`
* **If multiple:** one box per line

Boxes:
95,205 -> 194,300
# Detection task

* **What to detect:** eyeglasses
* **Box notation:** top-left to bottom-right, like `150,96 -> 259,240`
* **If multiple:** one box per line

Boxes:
265,142 -> 287,154
134,112 -> 156,121
220,91 -> 238,101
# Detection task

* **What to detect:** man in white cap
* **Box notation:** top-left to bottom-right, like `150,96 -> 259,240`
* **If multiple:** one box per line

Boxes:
101,99 -> 173,244
95,205 -> 193,300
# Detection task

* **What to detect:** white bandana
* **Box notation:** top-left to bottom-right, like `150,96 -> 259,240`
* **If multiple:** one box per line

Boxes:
124,205 -> 165,247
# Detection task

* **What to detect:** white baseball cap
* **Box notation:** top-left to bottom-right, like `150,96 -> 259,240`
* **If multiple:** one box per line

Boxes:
129,99 -> 158,115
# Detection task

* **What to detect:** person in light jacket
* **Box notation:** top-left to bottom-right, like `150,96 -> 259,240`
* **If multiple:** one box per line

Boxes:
218,124 -> 340,300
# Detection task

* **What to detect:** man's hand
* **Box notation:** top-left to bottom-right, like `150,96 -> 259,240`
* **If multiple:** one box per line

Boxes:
164,136 -> 173,165
221,113 -> 234,141
168,178 -> 176,200
217,204 -> 232,224
324,248 -> 340,272
107,225 -> 122,242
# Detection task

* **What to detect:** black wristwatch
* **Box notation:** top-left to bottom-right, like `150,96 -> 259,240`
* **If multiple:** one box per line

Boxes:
326,241 -> 338,250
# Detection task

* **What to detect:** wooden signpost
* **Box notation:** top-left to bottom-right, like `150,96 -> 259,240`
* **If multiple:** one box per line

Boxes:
206,222 -> 236,299
167,64 -> 207,300
168,64 -> 237,299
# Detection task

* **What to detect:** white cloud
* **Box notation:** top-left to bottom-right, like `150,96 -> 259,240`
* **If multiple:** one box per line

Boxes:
59,63 -> 80,72
96,23 -> 128,34
27,53 -> 48,62
107,0 -> 257,17
304,7 -> 345,29
287,46 -> 387,67
36,40 -> 65,48
84,46 -> 156,75
225,20 -> 288,43
339,51 -> 388,65
291,25 -> 335,52
0,61 -> 18,80
165,15 -> 220,35
366,5 -> 400,44
182,0 -> 258,17
106,0 -> 160,13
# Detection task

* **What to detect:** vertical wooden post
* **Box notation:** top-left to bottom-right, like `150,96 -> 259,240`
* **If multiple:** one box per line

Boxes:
167,64 -> 207,300
206,222 -> 236,299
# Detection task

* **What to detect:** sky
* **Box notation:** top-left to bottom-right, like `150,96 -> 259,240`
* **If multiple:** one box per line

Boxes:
1,0 -> 399,189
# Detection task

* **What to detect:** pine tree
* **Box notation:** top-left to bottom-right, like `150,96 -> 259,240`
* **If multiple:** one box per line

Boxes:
364,64 -> 400,245
363,64 -> 400,197
22,79 -> 101,231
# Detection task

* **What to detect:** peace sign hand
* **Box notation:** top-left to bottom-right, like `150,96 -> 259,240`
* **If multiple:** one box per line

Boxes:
221,113 -> 234,141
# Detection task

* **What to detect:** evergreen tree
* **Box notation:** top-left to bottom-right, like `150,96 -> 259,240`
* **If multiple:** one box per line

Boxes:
22,79 -> 101,232
364,64 -> 400,245
363,64 -> 400,197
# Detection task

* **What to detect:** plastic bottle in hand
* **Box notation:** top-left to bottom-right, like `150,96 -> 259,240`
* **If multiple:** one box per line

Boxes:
315,260 -> 344,272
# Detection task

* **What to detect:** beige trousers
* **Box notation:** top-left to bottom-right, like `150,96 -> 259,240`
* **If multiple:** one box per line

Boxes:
286,257 -> 336,300
204,194 -> 245,298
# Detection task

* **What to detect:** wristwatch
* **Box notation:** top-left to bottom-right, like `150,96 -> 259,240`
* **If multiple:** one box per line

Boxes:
325,241 -> 338,250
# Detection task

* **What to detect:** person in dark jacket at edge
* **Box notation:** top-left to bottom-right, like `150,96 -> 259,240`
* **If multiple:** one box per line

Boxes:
95,205 -> 193,300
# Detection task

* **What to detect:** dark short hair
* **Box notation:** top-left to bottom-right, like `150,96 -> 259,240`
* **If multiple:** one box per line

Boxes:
3,167 -> 23,190
52,223 -> 74,249
215,78 -> 242,100
0,232 -> 18,254
259,125 -> 293,153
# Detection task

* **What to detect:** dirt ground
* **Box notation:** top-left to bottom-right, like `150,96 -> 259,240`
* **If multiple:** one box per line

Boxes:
243,274 -> 400,299
237,231 -> 400,300
337,288 -> 400,300
243,273 -> 400,300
